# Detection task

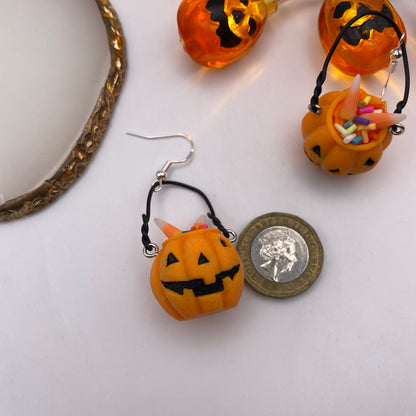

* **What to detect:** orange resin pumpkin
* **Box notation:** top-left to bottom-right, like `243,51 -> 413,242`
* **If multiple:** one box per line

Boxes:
150,227 -> 244,320
318,0 -> 406,75
302,89 -> 392,176
177,0 -> 277,68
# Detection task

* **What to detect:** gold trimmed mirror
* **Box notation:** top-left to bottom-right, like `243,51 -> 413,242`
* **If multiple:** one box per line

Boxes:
0,0 -> 126,222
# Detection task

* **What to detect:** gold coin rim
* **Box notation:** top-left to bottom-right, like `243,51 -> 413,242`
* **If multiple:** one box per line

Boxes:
237,212 -> 324,298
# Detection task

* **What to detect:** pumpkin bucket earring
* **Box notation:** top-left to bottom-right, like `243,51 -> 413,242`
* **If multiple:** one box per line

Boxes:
302,10 -> 410,177
128,133 -> 244,321
177,0 -> 279,68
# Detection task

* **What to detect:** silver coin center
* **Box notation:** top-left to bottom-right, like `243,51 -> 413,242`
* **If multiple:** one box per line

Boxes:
251,226 -> 309,283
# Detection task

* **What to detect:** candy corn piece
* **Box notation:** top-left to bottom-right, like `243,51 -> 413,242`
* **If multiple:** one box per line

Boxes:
155,218 -> 182,238
191,215 -> 209,231
339,74 -> 361,120
361,112 -> 407,129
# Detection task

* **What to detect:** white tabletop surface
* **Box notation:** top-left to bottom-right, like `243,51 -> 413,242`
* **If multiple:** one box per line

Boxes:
1,0 -> 416,415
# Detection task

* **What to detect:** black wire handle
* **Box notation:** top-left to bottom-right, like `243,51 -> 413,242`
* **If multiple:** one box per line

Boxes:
309,9 -> 410,118
141,180 -> 234,258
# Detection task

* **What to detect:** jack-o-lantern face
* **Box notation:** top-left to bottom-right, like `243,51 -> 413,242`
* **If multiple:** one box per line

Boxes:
150,226 -> 244,320
177,0 -> 277,68
215,0 -> 266,46
318,0 -> 406,75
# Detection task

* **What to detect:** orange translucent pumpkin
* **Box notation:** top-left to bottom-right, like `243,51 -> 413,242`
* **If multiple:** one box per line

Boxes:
150,227 -> 244,320
302,89 -> 393,176
318,0 -> 406,75
177,0 -> 277,68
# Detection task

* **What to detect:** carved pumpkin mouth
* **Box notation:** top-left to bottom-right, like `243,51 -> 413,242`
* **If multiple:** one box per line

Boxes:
161,264 -> 240,297
339,4 -> 394,46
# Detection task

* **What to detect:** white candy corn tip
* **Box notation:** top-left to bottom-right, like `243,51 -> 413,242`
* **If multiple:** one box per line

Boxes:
154,218 -> 182,238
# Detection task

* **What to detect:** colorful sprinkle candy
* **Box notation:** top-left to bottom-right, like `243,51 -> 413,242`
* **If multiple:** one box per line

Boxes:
352,136 -> 363,145
353,116 -> 370,126
358,96 -> 371,108
343,134 -> 356,144
358,106 -> 374,115
335,123 -> 348,136
334,75 -> 406,146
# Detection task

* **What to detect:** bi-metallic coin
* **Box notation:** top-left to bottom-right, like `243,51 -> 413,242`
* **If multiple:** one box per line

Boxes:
237,212 -> 324,298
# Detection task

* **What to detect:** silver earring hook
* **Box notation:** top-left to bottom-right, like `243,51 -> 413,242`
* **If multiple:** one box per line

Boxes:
379,32 -> 405,100
126,132 -> 195,190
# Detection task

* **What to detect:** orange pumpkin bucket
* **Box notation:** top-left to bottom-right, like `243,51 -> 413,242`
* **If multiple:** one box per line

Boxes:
142,180 -> 244,320
150,224 -> 244,321
303,10 -> 409,176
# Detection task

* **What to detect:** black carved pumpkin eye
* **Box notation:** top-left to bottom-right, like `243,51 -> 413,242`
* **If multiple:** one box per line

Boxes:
166,252 -> 179,267
198,253 -> 210,265
220,239 -> 228,248
313,145 -> 321,158
333,2 -> 351,19
232,10 -> 245,24
364,158 -> 375,167
248,18 -> 257,36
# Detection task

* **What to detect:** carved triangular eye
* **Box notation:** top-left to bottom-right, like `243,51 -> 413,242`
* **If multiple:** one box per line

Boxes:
220,239 -> 228,247
198,253 -> 209,265
248,18 -> 257,37
166,253 -> 179,267
232,11 -> 245,24
333,2 -> 351,19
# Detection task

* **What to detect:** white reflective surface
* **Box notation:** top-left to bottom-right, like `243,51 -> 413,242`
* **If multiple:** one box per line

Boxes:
0,0 -> 110,203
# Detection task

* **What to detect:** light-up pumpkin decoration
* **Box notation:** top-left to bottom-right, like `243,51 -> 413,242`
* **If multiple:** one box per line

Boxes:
302,75 -> 406,176
318,0 -> 406,75
150,217 -> 244,320
177,0 -> 278,68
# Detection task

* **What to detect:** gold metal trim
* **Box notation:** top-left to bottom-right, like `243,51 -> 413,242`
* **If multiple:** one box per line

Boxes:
0,0 -> 127,222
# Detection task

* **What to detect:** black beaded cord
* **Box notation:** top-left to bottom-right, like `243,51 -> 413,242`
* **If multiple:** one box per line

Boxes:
141,180 -> 231,254
309,9 -> 410,116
